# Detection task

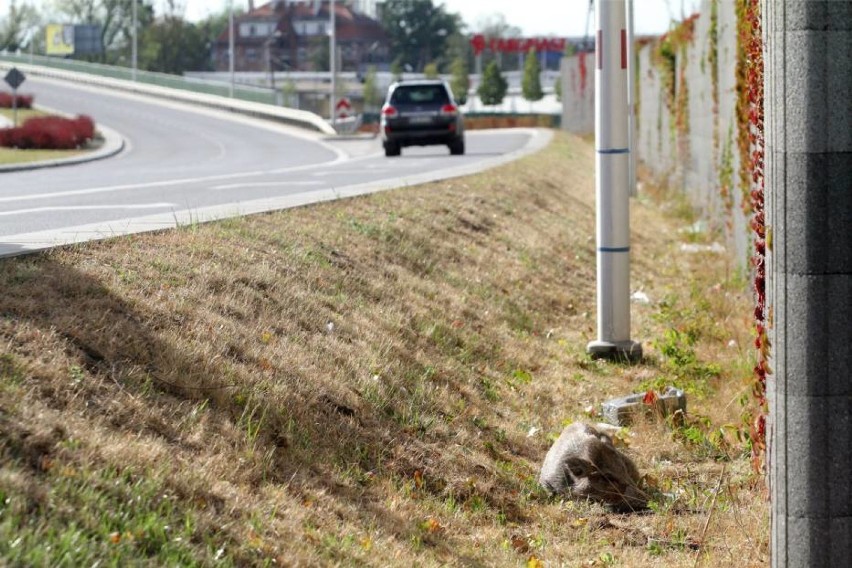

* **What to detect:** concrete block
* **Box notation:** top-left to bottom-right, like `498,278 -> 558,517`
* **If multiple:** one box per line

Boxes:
784,32 -> 829,154
783,275 -> 852,396
785,395 -> 830,517
767,149 -> 788,273
784,0 -> 852,32
768,31 -> 788,151
784,395 -> 852,517
785,516 -> 852,567
830,517 -> 852,565
600,387 -> 686,426
828,397 -> 852,517
784,152 -> 852,275
827,32 -> 852,151
786,516 -> 830,567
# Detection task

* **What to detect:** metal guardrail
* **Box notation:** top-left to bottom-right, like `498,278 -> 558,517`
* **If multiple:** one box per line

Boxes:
0,52 -> 277,105
0,54 -> 336,135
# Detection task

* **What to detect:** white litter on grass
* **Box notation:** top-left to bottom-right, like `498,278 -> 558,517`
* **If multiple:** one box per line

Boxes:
326,322 -> 335,333
631,291 -> 651,304
679,220 -> 707,235
527,426 -> 540,438
728,339 -> 738,348
680,242 -> 726,254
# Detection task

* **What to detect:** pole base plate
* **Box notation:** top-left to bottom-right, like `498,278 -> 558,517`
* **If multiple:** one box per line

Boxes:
586,340 -> 643,363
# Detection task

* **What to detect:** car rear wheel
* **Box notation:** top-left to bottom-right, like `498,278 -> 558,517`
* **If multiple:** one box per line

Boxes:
449,138 -> 465,156
384,142 -> 401,157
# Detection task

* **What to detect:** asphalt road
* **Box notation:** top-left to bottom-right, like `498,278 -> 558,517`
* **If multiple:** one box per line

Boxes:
0,77 -> 550,257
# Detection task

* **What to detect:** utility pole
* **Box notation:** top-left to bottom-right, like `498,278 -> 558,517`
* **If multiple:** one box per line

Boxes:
131,0 -> 138,81
586,0 -> 642,361
626,0 -> 636,197
330,0 -> 337,127
229,0 -> 235,98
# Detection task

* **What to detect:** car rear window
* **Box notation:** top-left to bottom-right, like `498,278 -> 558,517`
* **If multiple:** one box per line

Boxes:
390,85 -> 450,106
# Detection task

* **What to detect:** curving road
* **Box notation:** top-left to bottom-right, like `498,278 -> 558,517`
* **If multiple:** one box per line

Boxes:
0,77 -> 550,257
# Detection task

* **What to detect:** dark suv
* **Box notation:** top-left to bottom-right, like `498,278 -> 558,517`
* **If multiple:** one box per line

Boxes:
380,80 -> 465,157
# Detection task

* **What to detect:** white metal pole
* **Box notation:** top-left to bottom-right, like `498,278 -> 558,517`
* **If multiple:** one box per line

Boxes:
587,0 -> 642,361
330,0 -> 337,126
626,0 -> 637,197
131,0 -> 138,81
229,1 -> 235,98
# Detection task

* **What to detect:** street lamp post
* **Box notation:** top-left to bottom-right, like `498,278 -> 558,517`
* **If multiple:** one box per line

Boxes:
330,0 -> 337,127
586,0 -> 642,361
266,30 -> 283,104
131,0 -> 138,81
229,0 -> 235,98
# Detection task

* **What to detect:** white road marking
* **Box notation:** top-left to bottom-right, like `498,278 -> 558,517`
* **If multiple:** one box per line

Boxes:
0,156 -> 349,204
0,203 -> 176,216
312,168 -> 391,176
212,181 -> 323,190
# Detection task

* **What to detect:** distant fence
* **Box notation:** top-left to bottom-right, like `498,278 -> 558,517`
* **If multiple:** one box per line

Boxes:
0,55 -> 335,134
0,52 -> 278,106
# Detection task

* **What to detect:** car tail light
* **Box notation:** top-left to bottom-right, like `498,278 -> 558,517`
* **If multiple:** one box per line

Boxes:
381,105 -> 398,118
440,104 -> 458,116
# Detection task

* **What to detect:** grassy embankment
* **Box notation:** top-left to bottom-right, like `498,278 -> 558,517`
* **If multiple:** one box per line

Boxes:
0,132 -> 768,566
0,108 -> 86,165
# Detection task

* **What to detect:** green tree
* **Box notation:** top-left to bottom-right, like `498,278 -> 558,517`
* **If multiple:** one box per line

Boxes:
380,0 -> 462,72
139,16 -> 209,74
362,65 -> 381,111
0,0 -> 42,52
477,60 -> 507,106
449,56 -> 469,105
310,36 -> 329,71
423,62 -> 439,79
390,57 -> 404,83
555,72 -> 562,102
521,49 -> 544,104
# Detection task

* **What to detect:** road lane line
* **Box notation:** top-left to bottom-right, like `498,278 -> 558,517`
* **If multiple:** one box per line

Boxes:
212,181 -> 323,190
0,203 -> 177,216
0,156 -> 350,204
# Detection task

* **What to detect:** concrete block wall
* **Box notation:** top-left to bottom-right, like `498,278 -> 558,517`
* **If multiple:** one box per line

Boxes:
560,52 -> 595,135
560,1 -> 751,263
765,1 -> 852,566
635,0 -> 750,263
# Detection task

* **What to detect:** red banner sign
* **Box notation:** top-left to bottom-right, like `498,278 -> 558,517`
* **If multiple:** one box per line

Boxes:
470,34 -> 568,56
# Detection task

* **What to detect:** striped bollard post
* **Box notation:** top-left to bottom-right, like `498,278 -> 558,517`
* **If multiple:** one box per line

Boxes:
587,0 -> 642,361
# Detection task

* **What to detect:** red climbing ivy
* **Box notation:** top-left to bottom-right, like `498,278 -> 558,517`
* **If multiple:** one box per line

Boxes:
736,0 -> 767,473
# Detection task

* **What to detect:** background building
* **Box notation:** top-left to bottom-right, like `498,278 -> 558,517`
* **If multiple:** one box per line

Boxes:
213,1 -> 389,73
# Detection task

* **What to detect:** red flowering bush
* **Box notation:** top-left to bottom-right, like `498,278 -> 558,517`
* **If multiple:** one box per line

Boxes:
0,115 -> 96,150
0,92 -> 33,108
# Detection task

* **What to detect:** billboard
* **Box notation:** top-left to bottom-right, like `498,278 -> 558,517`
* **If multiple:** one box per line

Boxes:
46,24 -> 75,56
74,25 -> 103,55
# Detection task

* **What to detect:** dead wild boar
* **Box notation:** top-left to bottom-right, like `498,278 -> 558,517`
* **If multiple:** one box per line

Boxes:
539,422 -> 647,511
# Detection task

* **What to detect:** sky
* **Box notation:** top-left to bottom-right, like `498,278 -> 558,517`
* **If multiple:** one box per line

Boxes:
1,0 -> 701,38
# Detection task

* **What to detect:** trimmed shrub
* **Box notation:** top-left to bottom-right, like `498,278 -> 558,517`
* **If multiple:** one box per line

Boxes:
0,92 -> 34,109
0,115 -> 97,150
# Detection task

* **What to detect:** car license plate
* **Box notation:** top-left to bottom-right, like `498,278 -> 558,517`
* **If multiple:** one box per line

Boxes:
409,116 -> 432,125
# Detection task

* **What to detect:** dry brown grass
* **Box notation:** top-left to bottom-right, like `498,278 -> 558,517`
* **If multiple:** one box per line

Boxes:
0,132 -> 768,566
